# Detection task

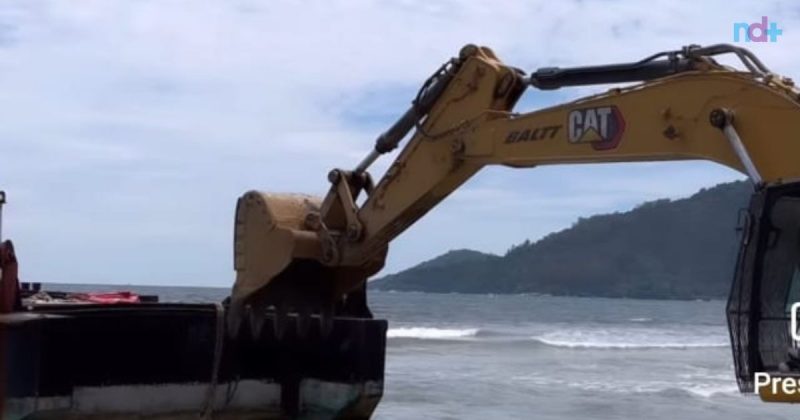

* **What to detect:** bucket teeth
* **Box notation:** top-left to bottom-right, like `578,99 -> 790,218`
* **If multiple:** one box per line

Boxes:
226,300 -> 245,338
296,306 -> 312,339
319,304 -> 335,338
272,303 -> 289,340
248,306 -> 266,339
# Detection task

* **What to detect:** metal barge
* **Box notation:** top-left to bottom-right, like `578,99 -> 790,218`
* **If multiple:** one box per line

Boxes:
0,193 -> 388,420
2,291 -> 386,419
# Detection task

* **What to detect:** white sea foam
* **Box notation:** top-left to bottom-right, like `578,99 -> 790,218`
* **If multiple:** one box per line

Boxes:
510,374 -> 738,398
387,327 -> 480,339
531,327 -> 728,349
628,317 -> 653,323
681,384 -> 739,398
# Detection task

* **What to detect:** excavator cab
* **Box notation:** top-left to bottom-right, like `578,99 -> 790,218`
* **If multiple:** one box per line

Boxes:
728,181 -> 800,400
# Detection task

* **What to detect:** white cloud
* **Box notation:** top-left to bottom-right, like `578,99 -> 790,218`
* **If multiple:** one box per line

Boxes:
0,0 -> 793,285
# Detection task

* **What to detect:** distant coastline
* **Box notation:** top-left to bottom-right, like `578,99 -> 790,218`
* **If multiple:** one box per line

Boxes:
369,288 -> 726,302
370,181 -> 750,300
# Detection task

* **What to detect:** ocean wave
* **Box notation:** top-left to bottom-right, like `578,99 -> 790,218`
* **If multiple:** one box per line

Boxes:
511,374 -> 739,399
530,328 -> 728,349
628,317 -> 653,323
615,382 -> 739,398
387,327 -> 481,340
678,384 -> 739,398
386,324 -> 730,348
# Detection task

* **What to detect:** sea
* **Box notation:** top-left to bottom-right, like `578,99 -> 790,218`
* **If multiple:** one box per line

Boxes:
45,284 -> 799,419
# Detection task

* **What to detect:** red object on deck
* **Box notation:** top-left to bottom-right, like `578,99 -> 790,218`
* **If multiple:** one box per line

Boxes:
0,240 -> 19,314
0,239 -> 18,416
70,292 -> 141,304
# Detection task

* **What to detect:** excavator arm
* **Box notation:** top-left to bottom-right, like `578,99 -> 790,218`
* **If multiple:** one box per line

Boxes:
230,44 -> 800,400
345,46 -> 800,270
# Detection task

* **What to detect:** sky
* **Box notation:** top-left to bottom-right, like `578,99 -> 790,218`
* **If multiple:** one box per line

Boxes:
0,0 -> 796,287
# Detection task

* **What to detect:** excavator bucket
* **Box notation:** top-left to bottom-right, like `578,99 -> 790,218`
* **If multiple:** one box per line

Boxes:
228,191 -> 385,335
232,192 -> 322,299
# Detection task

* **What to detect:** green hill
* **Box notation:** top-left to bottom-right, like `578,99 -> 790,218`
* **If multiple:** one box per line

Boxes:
369,181 -> 752,299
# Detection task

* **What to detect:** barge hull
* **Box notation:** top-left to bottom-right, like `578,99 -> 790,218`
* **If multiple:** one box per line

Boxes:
1,303 -> 387,419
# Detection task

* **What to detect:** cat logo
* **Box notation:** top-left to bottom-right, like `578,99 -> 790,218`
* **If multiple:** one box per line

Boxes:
567,106 -> 626,150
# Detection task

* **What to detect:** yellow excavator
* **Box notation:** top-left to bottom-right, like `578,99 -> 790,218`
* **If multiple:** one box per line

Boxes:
229,43 -> 800,406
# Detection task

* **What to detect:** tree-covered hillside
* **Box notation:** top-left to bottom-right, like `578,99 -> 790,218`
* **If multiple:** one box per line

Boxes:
370,181 -> 751,299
